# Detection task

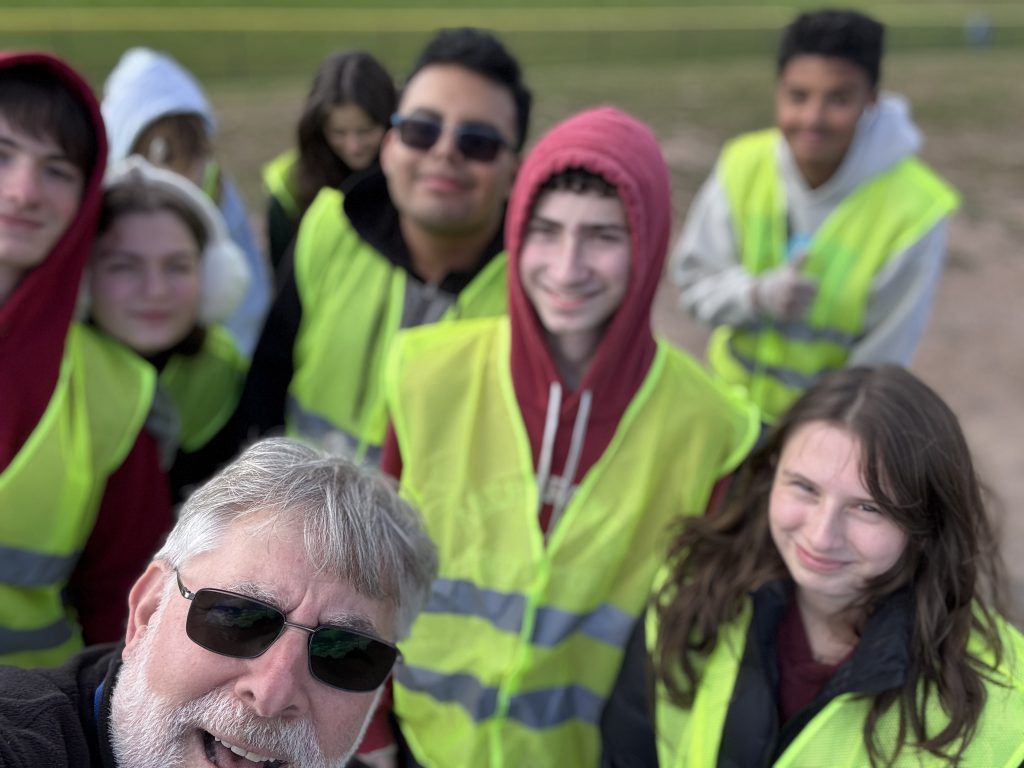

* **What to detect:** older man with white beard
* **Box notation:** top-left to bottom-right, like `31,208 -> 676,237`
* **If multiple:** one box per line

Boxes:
0,438 -> 437,768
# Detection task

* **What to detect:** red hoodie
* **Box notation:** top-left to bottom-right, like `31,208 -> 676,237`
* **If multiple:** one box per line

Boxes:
0,52 -> 170,644
371,107 -> 675,754
504,107 -> 673,529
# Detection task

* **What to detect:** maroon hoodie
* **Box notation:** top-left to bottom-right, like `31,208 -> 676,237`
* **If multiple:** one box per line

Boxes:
0,53 -> 170,643
505,107 -> 672,526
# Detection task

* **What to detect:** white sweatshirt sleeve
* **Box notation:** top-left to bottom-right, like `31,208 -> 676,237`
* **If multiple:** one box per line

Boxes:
669,171 -> 760,328
848,219 -> 949,367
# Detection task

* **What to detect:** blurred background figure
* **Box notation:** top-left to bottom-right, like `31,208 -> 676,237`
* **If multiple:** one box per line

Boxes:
0,53 -> 170,667
83,157 -> 250,502
101,47 -> 271,356
671,9 -> 958,424
603,366 -> 1024,767
263,49 -> 396,275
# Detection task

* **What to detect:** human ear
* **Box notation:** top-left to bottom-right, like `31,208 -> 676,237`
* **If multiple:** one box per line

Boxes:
124,560 -> 170,656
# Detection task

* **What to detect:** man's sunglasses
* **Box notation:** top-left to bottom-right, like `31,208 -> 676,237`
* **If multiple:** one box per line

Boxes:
390,113 -> 509,162
176,572 -> 397,692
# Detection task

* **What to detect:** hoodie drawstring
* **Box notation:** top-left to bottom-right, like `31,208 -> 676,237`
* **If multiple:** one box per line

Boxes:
536,382 -> 594,540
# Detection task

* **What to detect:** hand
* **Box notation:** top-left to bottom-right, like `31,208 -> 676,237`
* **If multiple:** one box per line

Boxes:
752,254 -> 817,322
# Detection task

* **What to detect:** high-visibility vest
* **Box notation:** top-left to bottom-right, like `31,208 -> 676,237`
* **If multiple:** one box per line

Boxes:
650,599 -> 1024,767
159,325 -> 247,453
289,187 -> 508,463
261,149 -> 300,222
708,129 -> 960,422
386,317 -> 759,767
0,323 -> 154,668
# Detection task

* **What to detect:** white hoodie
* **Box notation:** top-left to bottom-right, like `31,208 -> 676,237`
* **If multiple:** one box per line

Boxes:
102,48 -> 271,356
671,93 -> 950,367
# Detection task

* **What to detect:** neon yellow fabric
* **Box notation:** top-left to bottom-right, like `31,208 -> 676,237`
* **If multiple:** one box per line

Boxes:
160,325 -> 247,453
708,129 -> 959,422
261,149 -> 300,221
652,599 -> 1024,767
386,317 -> 759,767
0,323 -> 154,668
290,188 -> 507,462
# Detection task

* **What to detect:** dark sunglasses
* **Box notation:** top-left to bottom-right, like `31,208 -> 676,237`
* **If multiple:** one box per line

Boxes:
390,113 -> 509,162
176,572 -> 397,692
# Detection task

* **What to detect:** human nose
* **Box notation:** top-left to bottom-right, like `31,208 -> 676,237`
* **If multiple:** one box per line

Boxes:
805,502 -> 844,551
549,236 -> 587,282
233,627 -> 311,719
140,266 -> 170,299
2,160 -> 43,206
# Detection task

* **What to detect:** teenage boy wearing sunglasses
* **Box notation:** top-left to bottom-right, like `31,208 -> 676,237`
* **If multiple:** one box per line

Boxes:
379,108 -> 759,767
0,438 -> 438,768
206,28 -> 531,477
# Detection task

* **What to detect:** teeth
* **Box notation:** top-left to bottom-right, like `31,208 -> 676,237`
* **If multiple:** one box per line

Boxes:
214,736 -> 276,764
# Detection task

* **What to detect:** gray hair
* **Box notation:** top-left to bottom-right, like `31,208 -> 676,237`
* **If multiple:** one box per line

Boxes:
155,438 -> 437,640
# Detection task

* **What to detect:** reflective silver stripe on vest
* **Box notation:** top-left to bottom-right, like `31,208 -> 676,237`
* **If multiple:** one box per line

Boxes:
727,341 -> 823,391
0,617 -> 73,654
0,544 -> 79,587
532,602 -> 635,648
428,578 -> 635,648
285,395 -> 381,465
396,663 -> 604,728
428,578 -> 525,633
734,319 -> 857,348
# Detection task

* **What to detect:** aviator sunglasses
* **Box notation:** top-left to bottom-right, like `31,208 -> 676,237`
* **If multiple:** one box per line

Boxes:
390,113 -> 509,162
176,572 -> 397,692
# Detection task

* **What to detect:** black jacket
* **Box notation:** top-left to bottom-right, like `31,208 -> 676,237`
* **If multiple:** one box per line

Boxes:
0,643 -> 121,767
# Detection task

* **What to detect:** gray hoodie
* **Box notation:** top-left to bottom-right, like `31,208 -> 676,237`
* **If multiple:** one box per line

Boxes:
102,47 -> 271,356
671,93 -> 950,367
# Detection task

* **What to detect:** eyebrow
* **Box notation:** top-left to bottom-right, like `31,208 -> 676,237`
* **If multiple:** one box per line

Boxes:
228,580 -> 384,638
0,135 -> 74,165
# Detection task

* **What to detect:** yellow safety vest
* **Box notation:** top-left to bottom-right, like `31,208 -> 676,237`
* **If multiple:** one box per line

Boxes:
159,325 -> 247,453
290,187 -> 508,463
708,129 -> 960,422
0,323 -> 154,668
386,317 -> 759,767
651,599 -> 1024,767
261,149 -> 300,222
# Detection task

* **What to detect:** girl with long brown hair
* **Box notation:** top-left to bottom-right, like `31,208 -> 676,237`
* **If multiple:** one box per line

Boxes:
263,50 -> 396,272
605,365 -> 1024,766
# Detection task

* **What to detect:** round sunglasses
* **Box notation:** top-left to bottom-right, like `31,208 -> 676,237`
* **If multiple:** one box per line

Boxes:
390,113 -> 509,163
176,572 -> 397,692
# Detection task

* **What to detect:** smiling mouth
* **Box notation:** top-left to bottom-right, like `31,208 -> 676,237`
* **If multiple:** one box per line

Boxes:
795,544 -> 847,572
202,730 -> 287,768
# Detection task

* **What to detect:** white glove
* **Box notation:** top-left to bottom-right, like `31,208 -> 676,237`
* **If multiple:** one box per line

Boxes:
752,255 -> 817,322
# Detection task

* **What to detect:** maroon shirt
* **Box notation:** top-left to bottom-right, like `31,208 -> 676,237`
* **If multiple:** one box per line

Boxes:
776,598 -> 853,723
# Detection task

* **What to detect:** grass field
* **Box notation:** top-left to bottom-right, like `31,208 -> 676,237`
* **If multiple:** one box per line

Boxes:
4,5 -> 1024,618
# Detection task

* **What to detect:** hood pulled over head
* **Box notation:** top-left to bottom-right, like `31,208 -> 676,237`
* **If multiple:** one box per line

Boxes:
505,106 -> 672,497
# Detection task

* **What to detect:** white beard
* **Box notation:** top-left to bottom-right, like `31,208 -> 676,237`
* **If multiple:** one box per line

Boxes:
108,599 -> 379,768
